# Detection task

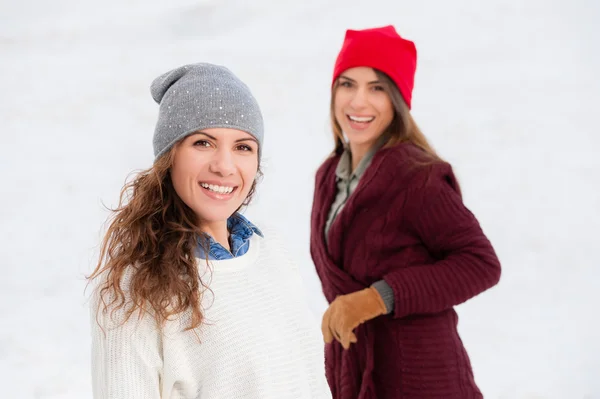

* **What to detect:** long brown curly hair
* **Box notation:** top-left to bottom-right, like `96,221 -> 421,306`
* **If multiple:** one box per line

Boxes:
87,144 -> 260,331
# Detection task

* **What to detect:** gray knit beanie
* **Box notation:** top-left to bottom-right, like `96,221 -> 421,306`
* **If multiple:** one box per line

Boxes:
150,63 -> 264,161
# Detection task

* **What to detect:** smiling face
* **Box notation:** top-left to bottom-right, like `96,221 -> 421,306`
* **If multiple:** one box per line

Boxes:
170,128 -> 259,231
333,67 -> 395,156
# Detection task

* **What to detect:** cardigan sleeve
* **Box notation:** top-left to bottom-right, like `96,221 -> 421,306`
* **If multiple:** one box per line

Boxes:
90,290 -> 163,399
383,173 -> 501,319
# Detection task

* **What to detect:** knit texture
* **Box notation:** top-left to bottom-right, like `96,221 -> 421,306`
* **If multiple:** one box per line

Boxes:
332,25 -> 417,109
310,142 -> 501,399
91,230 -> 331,399
370,280 -> 395,314
151,63 -> 264,161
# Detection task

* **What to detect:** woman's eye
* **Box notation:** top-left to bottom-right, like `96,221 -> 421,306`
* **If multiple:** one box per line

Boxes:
340,81 -> 352,88
193,140 -> 211,147
372,85 -> 385,91
236,144 -> 253,152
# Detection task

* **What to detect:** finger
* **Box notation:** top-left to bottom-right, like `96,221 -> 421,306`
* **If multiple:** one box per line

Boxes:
324,328 -> 334,344
333,328 -> 342,342
339,327 -> 357,350
321,309 -> 333,344
330,307 -> 348,347
349,332 -> 357,344
341,336 -> 350,350
340,331 -> 351,350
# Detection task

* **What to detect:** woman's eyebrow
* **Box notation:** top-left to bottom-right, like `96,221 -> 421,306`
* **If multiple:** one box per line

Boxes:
339,75 -> 380,84
193,131 -> 217,140
235,137 -> 259,144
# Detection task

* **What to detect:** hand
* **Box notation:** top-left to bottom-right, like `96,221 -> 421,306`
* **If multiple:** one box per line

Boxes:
321,287 -> 387,349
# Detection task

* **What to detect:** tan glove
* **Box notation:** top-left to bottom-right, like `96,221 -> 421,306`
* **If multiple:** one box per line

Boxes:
321,287 -> 387,349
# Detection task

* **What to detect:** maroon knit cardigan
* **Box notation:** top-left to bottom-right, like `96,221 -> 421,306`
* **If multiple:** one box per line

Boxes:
310,143 -> 501,399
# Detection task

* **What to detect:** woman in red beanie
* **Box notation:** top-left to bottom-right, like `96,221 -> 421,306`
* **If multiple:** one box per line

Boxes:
310,25 -> 501,398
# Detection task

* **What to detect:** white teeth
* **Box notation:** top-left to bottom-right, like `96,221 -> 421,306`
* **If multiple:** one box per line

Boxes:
348,115 -> 374,122
200,183 -> 234,194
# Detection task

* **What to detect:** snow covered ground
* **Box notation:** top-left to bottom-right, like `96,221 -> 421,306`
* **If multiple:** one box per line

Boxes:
1,0 -> 599,397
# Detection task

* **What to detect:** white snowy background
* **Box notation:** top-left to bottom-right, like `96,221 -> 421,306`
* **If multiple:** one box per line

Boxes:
1,0 -> 599,397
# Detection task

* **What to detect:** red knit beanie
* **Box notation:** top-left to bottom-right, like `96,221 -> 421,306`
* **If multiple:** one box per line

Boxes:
332,25 -> 417,109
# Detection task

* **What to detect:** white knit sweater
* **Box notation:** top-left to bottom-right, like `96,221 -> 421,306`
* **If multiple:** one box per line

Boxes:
90,231 -> 331,399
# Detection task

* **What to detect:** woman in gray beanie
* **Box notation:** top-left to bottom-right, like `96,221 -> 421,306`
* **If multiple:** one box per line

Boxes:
87,63 -> 331,399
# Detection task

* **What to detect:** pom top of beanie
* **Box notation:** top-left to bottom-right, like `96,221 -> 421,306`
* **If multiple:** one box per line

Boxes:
332,25 -> 417,109
150,63 -> 264,161
151,63 -> 231,104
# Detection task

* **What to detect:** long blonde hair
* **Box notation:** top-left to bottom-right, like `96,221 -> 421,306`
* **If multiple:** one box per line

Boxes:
330,69 -> 441,162
329,69 -> 460,194
87,145 -> 260,331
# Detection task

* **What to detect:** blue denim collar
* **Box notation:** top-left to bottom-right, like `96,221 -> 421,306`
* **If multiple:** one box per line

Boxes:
196,213 -> 262,260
